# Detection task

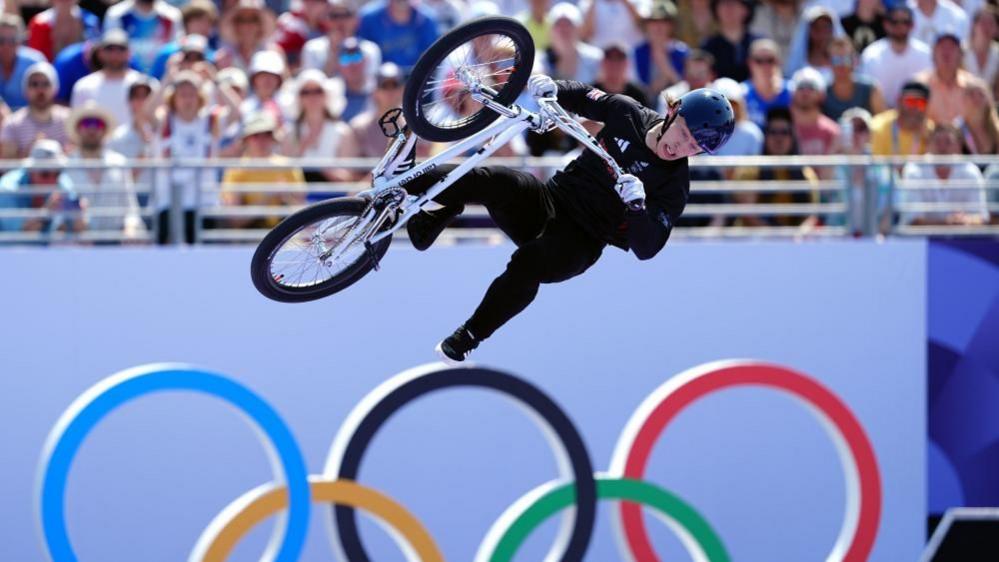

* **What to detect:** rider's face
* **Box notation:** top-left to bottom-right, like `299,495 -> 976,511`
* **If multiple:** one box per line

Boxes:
651,115 -> 703,160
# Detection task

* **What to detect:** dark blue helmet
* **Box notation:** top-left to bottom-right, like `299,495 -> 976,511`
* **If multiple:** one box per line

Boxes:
677,88 -> 736,154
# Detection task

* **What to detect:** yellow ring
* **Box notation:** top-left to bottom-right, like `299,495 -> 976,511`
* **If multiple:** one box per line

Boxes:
195,477 -> 444,562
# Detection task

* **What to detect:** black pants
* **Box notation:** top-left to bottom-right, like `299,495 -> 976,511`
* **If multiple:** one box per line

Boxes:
157,209 -> 197,245
407,165 -> 605,340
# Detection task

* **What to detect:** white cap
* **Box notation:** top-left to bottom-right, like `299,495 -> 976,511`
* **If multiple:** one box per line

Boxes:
711,77 -> 745,105
249,50 -> 286,78
548,2 -> 582,27
791,66 -> 826,92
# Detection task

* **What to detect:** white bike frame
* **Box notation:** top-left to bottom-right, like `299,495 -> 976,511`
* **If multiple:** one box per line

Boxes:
332,76 -> 637,263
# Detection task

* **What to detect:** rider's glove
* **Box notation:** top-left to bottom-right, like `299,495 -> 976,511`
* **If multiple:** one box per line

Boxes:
528,74 -> 557,98
615,174 -> 645,206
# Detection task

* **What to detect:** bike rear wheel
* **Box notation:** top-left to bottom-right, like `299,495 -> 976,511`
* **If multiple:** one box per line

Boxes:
403,16 -> 535,142
250,197 -> 391,303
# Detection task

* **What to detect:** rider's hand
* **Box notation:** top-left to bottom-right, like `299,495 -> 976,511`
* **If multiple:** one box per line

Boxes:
528,74 -> 557,98
615,174 -> 645,206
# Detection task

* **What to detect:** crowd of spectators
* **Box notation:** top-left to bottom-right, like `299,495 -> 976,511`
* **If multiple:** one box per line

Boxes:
0,0 -> 996,241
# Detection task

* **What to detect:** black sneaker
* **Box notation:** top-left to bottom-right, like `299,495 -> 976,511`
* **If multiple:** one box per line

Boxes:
435,324 -> 479,364
406,205 -> 464,251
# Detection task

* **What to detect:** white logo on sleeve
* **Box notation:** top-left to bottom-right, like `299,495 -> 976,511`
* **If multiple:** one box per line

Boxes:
615,137 -> 630,152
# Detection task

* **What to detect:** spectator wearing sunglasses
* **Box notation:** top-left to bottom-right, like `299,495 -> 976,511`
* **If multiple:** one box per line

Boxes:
346,62 -> 406,157
302,0 -> 381,85
0,139 -> 84,236
859,4 -> 930,108
870,80 -> 933,156
283,69 -> 360,198
914,29 -> 977,126
0,61 -> 69,159
0,14 -> 47,110
822,36 -> 885,121
70,29 -> 153,130
25,0 -> 100,62
733,106 -> 820,229
149,0 -> 219,80
275,0 -> 337,68
64,102 -> 145,238
742,39 -> 792,129
103,0 -> 183,74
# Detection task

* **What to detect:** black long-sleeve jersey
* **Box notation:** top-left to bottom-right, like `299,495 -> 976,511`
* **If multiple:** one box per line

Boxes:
549,80 -> 690,259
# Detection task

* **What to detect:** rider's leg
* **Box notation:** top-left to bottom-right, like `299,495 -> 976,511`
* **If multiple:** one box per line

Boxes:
437,216 -> 605,361
406,165 -> 549,249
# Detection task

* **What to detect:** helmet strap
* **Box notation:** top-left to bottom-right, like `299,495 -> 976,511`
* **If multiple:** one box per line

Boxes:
655,109 -> 678,144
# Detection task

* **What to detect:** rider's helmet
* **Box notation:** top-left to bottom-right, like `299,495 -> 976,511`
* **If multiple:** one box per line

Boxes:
676,89 -> 736,154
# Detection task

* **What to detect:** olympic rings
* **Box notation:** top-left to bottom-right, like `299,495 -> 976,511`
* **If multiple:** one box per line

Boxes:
194,477 -> 444,562
323,363 -> 597,562
475,475 -> 731,562
37,364 -> 311,562
610,360 -> 882,562
36,360 -> 882,562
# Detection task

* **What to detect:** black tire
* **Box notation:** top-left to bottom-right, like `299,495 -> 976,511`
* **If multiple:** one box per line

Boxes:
403,16 -> 534,142
250,197 -> 391,303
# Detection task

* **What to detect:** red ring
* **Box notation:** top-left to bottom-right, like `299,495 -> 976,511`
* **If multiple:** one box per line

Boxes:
616,361 -> 881,562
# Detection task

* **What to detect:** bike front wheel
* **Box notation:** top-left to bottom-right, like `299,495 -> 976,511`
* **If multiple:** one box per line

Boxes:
250,197 -> 391,303
403,16 -> 535,142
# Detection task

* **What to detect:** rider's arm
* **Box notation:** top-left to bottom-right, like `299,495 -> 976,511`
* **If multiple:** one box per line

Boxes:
555,80 -> 628,122
625,206 -> 672,260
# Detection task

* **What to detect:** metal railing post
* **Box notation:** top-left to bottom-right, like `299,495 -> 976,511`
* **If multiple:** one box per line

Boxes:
168,159 -> 182,246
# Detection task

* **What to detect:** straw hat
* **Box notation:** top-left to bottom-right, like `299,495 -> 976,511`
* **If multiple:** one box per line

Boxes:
67,101 -> 116,145
220,0 -> 277,46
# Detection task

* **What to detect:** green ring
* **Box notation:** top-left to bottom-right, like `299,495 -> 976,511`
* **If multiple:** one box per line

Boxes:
487,477 -> 730,562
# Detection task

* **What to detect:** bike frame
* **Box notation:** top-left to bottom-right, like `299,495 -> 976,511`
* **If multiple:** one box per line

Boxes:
323,77 -> 635,265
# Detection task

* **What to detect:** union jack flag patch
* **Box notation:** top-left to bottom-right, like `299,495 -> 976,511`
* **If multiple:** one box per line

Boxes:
586,88 -> 606,101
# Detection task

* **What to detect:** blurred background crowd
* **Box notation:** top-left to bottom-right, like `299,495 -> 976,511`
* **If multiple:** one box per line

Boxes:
0,0 -> 996,242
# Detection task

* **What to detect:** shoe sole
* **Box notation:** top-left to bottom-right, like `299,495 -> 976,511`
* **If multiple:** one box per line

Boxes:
434,341 -> 466,366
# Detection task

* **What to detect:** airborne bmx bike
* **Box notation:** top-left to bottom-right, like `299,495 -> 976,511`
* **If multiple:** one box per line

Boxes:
250,16 -> 634,303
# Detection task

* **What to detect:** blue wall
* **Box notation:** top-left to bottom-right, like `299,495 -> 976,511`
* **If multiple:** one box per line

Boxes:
0,241 -> 926,561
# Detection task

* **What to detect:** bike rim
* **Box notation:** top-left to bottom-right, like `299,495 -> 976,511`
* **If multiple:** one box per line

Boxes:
417,32 -> 523,131
268,215 -> 367,290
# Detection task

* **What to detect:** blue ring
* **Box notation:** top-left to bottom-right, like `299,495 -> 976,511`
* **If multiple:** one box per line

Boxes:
37,364 -> 310,562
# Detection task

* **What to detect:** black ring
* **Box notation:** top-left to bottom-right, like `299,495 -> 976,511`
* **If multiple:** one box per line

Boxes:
329,365 -> 597,561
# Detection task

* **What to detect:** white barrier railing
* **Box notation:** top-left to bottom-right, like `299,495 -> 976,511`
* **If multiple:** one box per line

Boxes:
0,155 -> 996,245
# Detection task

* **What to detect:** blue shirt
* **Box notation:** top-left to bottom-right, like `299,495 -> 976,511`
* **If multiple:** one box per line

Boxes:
357,2 -> 438,71
742,79 -> 793,129
341,91 -> 370,123
149,41 -> 217,80
0,47 -> 46,109
633,41 -> 688,89
0,169 -> 76,232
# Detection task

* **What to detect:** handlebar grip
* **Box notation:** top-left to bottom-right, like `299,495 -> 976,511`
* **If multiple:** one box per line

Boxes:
627,199 -> 646,212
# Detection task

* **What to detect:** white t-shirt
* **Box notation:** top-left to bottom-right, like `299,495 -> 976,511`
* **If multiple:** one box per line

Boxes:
577,0 -> 650,50
65,150 -> 145,235
860,38 -> 932,108
153,111 -> 219,210
301,37 -> 381,91
899,161 -> 989,224
964,43 -> 999,91
295,120 -> 354,162
908,0 -> 970,46
70,70 -> 146,130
